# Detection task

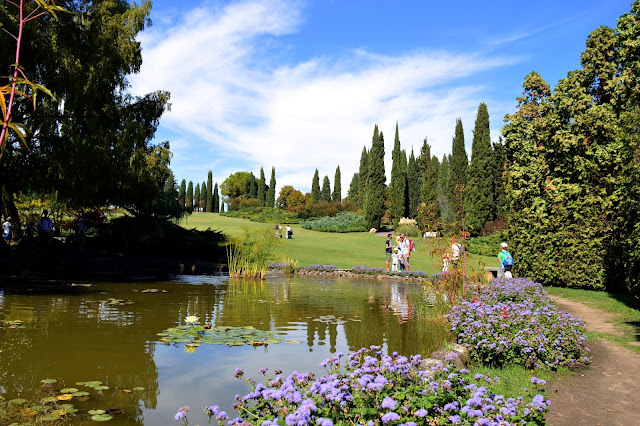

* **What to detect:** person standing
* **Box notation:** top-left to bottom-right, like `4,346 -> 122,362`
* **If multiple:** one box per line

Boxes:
285,225 -> 292,239
399,233 -> 410,271
498,242 -> 513,279
2,217 -> 12,242
75,217 -> 86,249
385,233 -> 393,271
37,210 -> 53,239
450,239 -> 463,270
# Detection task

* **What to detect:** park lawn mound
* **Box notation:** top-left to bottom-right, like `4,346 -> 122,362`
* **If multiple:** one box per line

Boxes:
448,278 -> 590,370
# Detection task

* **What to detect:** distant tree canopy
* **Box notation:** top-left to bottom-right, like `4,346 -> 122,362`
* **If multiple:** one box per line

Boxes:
0,0 -> 171,223
220,172 -> 252,199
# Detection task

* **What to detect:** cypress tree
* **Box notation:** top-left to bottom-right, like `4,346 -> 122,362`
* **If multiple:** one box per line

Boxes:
194,183 -> 200,211
407,149 -> 420,218
389,123 -> 406,225
419,138 -> 437,207
437,154 -> 455,223
311,169 -> 321,204
178,179 -> 186,207
450,118 -> 468,205
348,173 -> 359,204
321,176 -> 331,202
249,172 -> 258,199
206,171 -> 213,212
201,181 -> 207,210
364,125 -> 385,229
332,166 -> 342,202
186,181 -> 194,209
220,202 -> 225,213
213,183 -> 219,213
266,167 -> 276,208
466,103 -> 494,234
257,167 -> 266,206
492,137 -> 507,221
357,146 -> 368,208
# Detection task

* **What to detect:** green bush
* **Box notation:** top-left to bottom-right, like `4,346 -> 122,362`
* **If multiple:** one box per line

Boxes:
221,207 -> 300,223
393,223 -> 421,237
466,231 -> 507,257
310,201 -> 341,218
300,212 -> 366,233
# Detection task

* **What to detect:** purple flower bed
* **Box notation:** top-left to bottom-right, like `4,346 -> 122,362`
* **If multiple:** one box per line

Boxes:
447,278 -> 590,369
198,346 -> 549,425
299,264 -> 338,272
351,265 -> 432,279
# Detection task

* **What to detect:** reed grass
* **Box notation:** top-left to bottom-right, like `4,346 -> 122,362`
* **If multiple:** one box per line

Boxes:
226,228 -> 278,279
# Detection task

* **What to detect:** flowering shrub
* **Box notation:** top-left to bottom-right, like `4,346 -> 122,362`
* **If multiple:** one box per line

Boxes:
213,347 -> 549,425
300,264 -> 338,272
351,265 -> 431,279
300,212 -> 366,233
448,278 -> 590,369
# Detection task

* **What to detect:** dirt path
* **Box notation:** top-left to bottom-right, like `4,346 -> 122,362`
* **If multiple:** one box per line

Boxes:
545,297 -> 640,425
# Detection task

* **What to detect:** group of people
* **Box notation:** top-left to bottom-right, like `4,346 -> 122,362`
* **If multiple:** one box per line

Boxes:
274,224 -> 293,239
385,233 -> 415,272
1,210 -> 86,248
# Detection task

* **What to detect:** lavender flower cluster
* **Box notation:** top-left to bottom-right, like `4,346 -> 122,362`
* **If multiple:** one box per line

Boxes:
216,346 -> 549,425
447,278 -> 590,369
299,264 -> 338,272
351,265 -> 432,279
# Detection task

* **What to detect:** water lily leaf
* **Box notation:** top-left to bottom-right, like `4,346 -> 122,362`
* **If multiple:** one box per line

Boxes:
55,394 -> 74,401
88,409 -> 106,415
41,413 -> 62,421
94,386 -> 110,391
73,391 -> 90,397
30,405 -> 50,412
41,397 -> 57,404
9,398 -> 28,404
75,382 -> 86,386
60,404 -> 76,413
51,409 -> 67,416
264,339 -> 282,344
285,340 -> 302,344
60,388 -> 78,393
84,381 -> 102,388
132,387 -> 144,391
91,414 -> 113,422
41,379 -> 57,384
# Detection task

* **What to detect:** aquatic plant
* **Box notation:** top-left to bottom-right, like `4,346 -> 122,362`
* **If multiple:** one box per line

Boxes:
227,228 -> 278,279
156,325 -> 288,348
188,346 -> 549,425
448,278 -> 590,369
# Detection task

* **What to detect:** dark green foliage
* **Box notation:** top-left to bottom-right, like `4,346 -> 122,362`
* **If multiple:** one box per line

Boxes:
311,169 -> 321,204
194,183 -> 200,210
333,166 -> 342,202
257,168 -> 266,206
267,167 -> 276,208
437,155 -> 455,224
466,231 -> 508,257
347,173 -> 359,203
206,171 -> 213,212
364,126 -> 386,229
300,212 -> 366,233
492,138 -> 507,220
321,176 -> 331,202
389,123 -> 406,226
186,181 -> 193,209
220,171 -> 252,199
357,146 -> 368,208
407,149 -> 420,218
154,171 -> 187,219
394,223 -> 422,238
249,172 -> 258,199
450,118 -> 468,205
221,206 -> 300,223
213,183 -> 219,213
419,139 -> 438,208
466,103 -> 494,235
178,179 -> 186,207
201,181 -> 207,211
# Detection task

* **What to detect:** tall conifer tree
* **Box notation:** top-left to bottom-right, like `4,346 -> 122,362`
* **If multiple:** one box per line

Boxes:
201,181 -> 207,210
186,181 -> 194,209
466,103 -> 494,234
437,155 -> 455,223
194,183 -> 200,211
389,123 -> 406,225
213,183 -> 219,213
332,166 -> 342,202
407,149 -> 420,217
178,179 -> 186,207
357,146 -> 368,208
321,176 -> 331,202
450,118 -> 468,206
348,173 -> 359,203
364,125 -> 386,229
257,168 -> 266,206
249,172 -> 258,199
206,171 -> 213,212
418,138 -> 437,207
311,169 -> 321,204
267,167 -> 276,207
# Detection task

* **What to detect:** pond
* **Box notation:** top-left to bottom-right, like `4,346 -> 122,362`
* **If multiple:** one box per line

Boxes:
0,274 -> 450,425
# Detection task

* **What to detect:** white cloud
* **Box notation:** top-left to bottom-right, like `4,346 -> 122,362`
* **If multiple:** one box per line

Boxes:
131,0 -> 520,194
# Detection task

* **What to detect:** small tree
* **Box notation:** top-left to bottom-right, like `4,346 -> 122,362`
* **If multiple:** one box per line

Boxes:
332,166 -> 342,202
321,175 -> 331,202
186,181 -> 194,209
257,167 -> 266,206
178,179 -> 186,207
206,171 -> 213,212
213,182 -> 219,213
266,167 -> 276,207
194,183 -> 201,212
311,169 -> 321,204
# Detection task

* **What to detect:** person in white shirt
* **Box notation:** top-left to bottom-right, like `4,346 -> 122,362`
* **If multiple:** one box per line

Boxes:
2,217 -> 12,242
399,233 -> 410,271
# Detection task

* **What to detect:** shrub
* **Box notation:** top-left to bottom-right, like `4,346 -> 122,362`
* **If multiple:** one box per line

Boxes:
448,278 -> 590,369
310,201 -> 341,218
394,223 -> 421,237
207,347 -> 550,425
300,212 -> 366,233
221,207 -> 300,224
465,231 -> 507,257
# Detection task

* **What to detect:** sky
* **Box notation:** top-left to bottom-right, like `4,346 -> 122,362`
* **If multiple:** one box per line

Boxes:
129,0 -> 633,195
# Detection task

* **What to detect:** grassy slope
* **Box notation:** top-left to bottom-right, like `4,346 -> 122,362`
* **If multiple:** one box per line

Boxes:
180,213 -> 496,273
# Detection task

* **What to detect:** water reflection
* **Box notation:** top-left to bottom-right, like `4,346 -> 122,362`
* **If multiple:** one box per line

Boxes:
0,274 -> 449,425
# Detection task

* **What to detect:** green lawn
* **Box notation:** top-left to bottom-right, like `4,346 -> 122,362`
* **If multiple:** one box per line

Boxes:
180,213 -> 496,273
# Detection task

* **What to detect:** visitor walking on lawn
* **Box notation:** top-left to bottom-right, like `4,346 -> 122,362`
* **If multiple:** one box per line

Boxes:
498,242 -> 513,279
399,233 -> 410,271
385,233 -> 393,271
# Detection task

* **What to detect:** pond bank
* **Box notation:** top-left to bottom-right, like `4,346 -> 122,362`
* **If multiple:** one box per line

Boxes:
269,265 -> 435,283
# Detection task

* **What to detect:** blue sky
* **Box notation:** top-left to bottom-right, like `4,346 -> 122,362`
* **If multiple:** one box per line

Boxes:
129,0 -> 633,195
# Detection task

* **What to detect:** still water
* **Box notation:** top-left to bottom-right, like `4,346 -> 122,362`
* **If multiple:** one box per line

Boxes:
0,274 -> 449,425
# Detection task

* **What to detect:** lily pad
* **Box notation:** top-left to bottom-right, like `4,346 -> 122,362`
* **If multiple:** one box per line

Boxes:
91,414 -> 113,422
61,404 -> 78,413
60,387 -> 78,393
285,340 -> 302,344
84,381 -> 103,388
41,397 -> 57,404
88,409 -> 106,415
8,398 -> 28,404
94,385 -> 110,391
75,382 -> 86,386
41,413 -> 62,421
132,387 -> 145,391
55,394 -> 74,401
51,409 -> 67,416
41,379 -> 57,384
30,405 -> 51,412
73,391 -> 90,397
